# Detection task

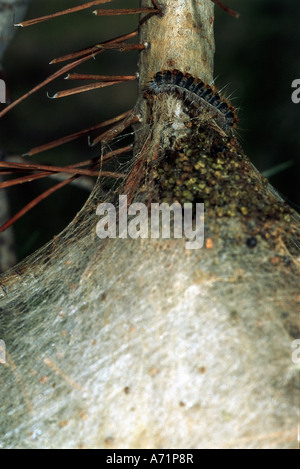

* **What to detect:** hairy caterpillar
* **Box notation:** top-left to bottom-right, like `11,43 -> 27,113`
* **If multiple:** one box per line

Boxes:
146,69 -> 238,131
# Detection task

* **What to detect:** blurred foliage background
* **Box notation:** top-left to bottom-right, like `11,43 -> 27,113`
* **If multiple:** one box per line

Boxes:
0,0 -> 299,262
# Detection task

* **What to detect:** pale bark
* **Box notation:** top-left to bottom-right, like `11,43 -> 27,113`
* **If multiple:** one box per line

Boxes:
0,0 -> 299,449
138,0 -> 214,88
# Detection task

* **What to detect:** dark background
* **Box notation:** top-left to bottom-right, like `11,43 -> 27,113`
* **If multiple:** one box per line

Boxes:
0,0 -> 299,262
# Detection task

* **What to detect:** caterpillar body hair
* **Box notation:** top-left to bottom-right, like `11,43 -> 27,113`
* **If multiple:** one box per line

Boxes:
146,69 -> 238,132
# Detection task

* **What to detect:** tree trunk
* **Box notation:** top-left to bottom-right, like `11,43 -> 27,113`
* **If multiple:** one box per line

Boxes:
0,0 -> 299,449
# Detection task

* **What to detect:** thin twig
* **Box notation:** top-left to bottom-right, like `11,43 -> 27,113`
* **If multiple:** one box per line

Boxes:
0,145 -> 132,189
15,0 -> 116,27
0,172 -> 56,189
46,174 -> 95,192
0,171 -> 95,191
96,43 -> 146,51
65,73 -> 137,81
0,161 -> 126,232
48,81 -> 120,99
50,30 -> 138,64
25,111 -> 132,156
151,0 -> 163,12
0,31 -> 138,119
93,7 -> 159,16
91,114 -> 140,147
0,161 -> 99,177
102,144 -> 133,162
0,161 -> 102,177
0,51 -> 100,118
0,177 -> 78,233
211,0 -> 240,18
43,357 -> 84,392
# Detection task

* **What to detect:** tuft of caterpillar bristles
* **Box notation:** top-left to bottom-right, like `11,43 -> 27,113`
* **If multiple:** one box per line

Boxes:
146,69 -> 238,131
